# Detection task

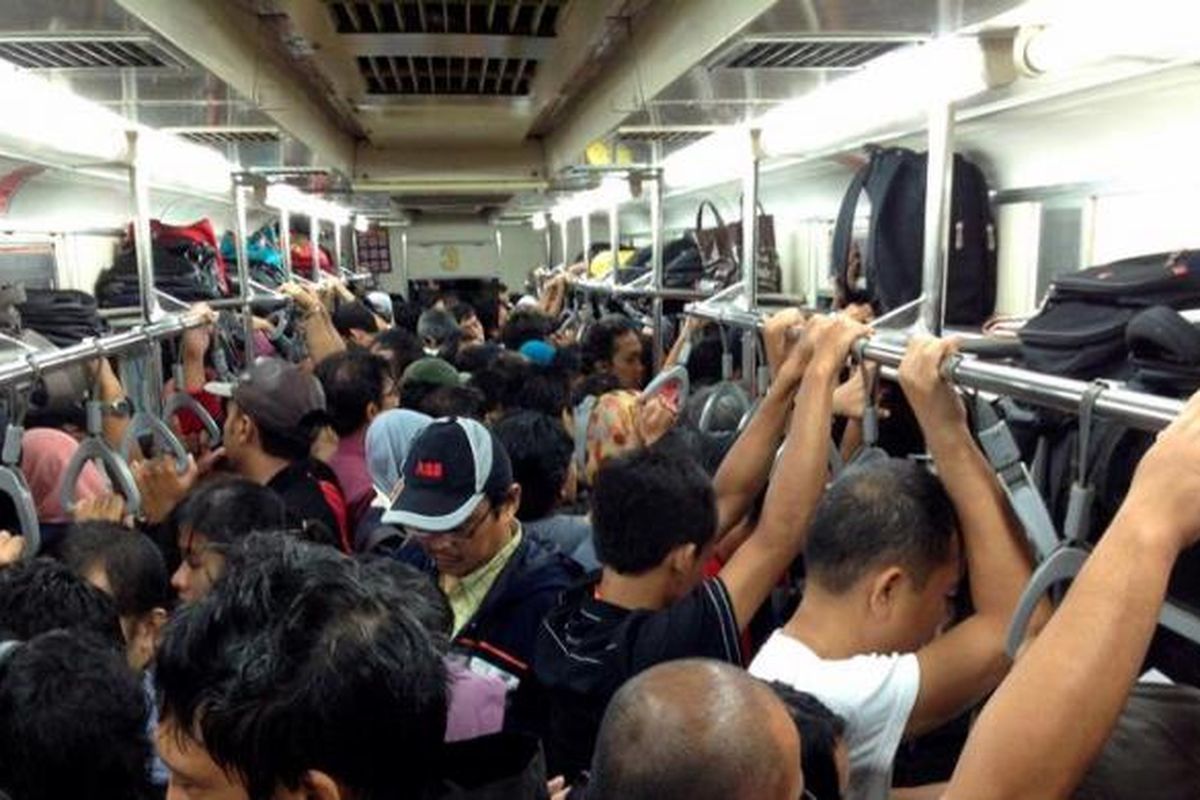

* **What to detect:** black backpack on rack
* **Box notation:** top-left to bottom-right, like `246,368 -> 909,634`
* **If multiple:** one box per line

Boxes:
831,146 -> 997,325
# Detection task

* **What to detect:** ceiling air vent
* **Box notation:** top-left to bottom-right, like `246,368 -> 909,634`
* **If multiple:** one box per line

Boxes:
357,55 -> 537,96
327,0 -> 564,37
169,128 -> 283,146
0,35 -> 184,70
618,127 -> 716,147
711,37 -> 920,70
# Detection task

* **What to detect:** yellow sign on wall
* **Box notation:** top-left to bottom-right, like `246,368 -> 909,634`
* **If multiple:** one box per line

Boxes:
439,245 -> 461,273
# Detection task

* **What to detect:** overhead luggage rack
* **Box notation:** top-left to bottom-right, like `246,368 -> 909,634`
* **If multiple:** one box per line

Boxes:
0,33 -> 184,71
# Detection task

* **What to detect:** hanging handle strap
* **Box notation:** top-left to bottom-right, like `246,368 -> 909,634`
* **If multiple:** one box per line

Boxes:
162,363 -> 222,446
120,412 -> 190,474
60,401 -> 142,517
0,420 -> 38,558
1005,546 -> 1089,658
971,394 -> 1061,560
1063,383 -> 1105,547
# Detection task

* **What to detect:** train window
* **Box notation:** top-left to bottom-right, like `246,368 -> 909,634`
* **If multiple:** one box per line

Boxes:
1035,202 -> 1084,301
0,240 -> 55,290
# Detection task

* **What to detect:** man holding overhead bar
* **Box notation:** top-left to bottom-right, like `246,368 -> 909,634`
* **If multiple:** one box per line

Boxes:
944,390 -> 1200,800
751,336 -> 1045,800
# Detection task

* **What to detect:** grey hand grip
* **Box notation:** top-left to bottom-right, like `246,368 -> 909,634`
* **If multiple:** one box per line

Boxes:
120,412 -> 190,473
1005,547 -> 1089,659
699,381 -> 750,434
0,466 -> 39,558
59,437 -> 141,517
163,366 -> 221,446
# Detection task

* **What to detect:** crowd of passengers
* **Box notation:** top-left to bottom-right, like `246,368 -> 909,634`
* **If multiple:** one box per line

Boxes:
0,271 -> 1198,800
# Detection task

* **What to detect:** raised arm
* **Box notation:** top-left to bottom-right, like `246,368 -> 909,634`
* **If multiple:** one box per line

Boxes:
719,314 -> 868,630
711,309 -> 808,538
944,390 -> 1200,800
899,337 -> 1039,736
282,282 -> 346,363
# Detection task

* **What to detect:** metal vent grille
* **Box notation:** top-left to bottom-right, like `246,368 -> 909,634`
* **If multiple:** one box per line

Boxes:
357,55 -> 536,95
169,128 -> 283,145
0,35 -> 183,70
618,127 -> 715,147
713,38 -> 915,70
328,1 -> 564,36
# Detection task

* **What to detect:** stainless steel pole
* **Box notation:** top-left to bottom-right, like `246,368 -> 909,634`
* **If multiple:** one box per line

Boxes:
608,203 -> 619,276
559,218 -> 569,265
333,221 -> 345,273
233,185 -> 255,366
310,214 -> 320,280
650,172 -> 665,368
280,208 -> 293,280
681,300 -> 1185,433
0,311 -> 211,388
127,131 -> 162,324
581,214 -> 591,267
741,130 -> 762,395
921,99 -> 955,335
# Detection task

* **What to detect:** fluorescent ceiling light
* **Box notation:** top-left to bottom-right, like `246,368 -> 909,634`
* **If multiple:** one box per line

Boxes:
0,58 -> 233,196
550,176 -> 634,220
662,127 -> 753,190
1016,0 -> 1200,75
265,183 -> 352,226
758,35 -> 1004,158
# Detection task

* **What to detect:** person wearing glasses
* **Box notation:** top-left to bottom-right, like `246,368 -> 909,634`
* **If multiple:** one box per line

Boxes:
383,416 -> 582,735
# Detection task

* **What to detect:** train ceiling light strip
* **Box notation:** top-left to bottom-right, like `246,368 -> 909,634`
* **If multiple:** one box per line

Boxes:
265,183 -> 352,226
0,59 -> 232,196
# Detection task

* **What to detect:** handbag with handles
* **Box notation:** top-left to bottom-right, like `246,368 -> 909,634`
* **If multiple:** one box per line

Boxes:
730,201 -> 783,294
691,200 -> 740,291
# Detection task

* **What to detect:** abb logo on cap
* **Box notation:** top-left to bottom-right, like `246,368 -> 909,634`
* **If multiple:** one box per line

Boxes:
414,461 -> 445,480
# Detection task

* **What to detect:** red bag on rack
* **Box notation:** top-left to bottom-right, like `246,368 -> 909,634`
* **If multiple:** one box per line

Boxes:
290,240 -> 334,277
124,218 -> 232,295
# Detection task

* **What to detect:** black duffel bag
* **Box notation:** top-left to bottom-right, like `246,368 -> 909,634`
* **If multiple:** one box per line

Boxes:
1019,251 -> 1200,379
16,289 -> 107,346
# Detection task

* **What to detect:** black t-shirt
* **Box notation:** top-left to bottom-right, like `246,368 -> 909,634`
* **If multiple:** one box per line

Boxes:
532,575 -> 742,780
267,460 -> 348,551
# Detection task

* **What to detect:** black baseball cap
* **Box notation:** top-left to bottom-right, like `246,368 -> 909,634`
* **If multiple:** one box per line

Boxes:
205,358 -> 328,434
382,417 -> 513,532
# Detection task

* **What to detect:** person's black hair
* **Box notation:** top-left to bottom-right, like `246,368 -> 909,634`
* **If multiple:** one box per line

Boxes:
554,343 -> 583,375
769,682 -> 847,800
255,417 -> 321,462
417,307 -> 460,349
581,315 -> 639,374
807,459 -> 960,593
591,446 -> 717,574
360,558 -> 452,639
168,476 -> 290,549
499,307 -> 554,351
156,534 -> 448,800
399,379 -> 444,415
469,351 -> 531,417
0,558 -> 123,645
372,326 -> 424,380
686,327 -> 741,388
419,384 -> 485,419
0,631 -> 153,800
571,372 -> 621,407
450,301 -> 477,324
455,341 -> 504,375
494,411 -> 573,521
392,299 -> 422,334
60,522 -> 171,618
315,349 -> 390,437
512,364 -> 571,418
331,300 -> 381,337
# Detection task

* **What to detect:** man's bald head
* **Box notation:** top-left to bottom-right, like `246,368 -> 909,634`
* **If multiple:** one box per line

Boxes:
588,659 -> 803,800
